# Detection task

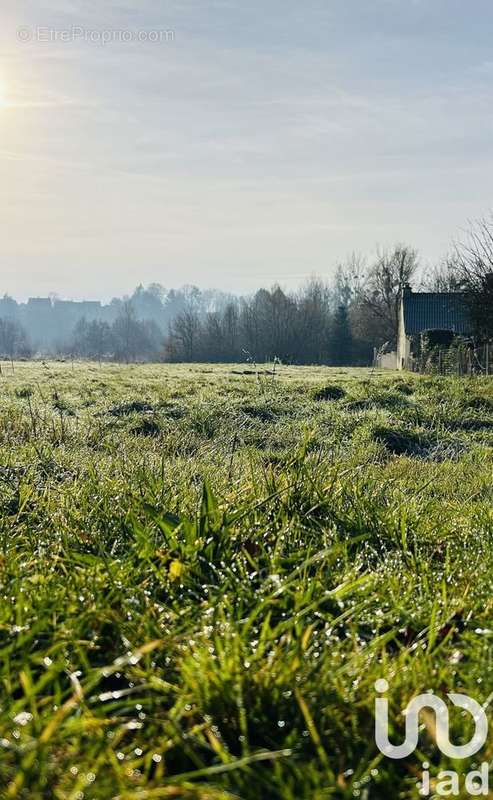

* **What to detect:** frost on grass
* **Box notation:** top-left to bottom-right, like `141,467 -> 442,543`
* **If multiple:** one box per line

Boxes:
0,362 -> 492,799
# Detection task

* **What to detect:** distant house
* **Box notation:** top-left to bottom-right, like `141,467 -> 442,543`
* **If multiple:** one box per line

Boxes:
397,285 -> 473,370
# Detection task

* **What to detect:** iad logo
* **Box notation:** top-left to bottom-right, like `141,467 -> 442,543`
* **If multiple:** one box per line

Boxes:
374,679 -> 489,796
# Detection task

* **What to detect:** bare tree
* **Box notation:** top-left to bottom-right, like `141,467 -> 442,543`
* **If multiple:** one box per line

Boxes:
454,216 -> 493,337
221,302 -> 239,360
333,253 -> 368,308
240,293 -> 263,359
113,302 -> 139,363
169,308 -> 201,361
420,254 -> 462,292
360,245 -> 419,344
296,278 -> 332,363
72,318 -> 114,361
202,312 -> 224,361
0,318 -> 31,367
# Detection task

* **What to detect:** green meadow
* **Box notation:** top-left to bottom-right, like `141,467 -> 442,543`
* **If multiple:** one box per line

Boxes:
0,361 -> 493,799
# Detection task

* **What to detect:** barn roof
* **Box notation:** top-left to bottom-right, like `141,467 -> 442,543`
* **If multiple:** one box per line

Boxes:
402,290 -> 473,335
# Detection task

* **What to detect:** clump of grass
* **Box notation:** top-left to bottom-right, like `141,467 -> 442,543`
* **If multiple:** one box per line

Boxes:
14,386 -> 33,399
107,399 -> 154,416
449,418 -> 493,431
373,425 -> 431,456
466,395 -> 493,412
346,398 -> 372,412
240,403 -> 277,422
131,416 -> 161,436
158,402 -> 186,419
312,385 -> 345,401
391,379 -> 415,395
52,396 -> 76,416
365,390 -> 411,409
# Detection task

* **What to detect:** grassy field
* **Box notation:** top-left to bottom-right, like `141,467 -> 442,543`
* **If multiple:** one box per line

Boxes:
0,361 -> 493,799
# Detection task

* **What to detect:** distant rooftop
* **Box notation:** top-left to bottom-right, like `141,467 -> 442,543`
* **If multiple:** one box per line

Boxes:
402,289 -> 472,335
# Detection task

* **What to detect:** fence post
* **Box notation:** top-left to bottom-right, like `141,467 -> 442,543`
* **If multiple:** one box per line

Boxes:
486,343 -> 490,376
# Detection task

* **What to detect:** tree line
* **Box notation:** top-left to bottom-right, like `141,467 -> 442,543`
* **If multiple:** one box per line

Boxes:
0,318 -> 32,361
1,214 -> 492,364
0,245 -> 420,365
165,244 -> 420,363
70,305 -> 164,362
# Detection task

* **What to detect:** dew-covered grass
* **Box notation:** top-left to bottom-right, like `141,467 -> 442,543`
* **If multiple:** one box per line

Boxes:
0,361 -> 493,798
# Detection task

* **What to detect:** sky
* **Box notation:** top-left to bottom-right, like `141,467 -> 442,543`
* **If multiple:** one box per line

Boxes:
1,0 -> 493,301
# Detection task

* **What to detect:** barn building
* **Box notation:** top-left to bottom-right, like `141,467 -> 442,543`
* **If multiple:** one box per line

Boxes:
396,285 -> 473,370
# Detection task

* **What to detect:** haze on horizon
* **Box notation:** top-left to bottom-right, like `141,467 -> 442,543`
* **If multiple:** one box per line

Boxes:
1,0 -> 493,302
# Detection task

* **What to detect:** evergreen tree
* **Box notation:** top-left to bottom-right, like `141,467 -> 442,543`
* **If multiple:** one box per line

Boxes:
328,305 -> 353,365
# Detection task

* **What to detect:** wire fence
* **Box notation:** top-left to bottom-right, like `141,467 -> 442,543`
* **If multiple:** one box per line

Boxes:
410,342 -> 492,376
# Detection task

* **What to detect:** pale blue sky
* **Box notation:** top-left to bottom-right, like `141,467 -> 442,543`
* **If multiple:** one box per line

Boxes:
1,1 -> 493,299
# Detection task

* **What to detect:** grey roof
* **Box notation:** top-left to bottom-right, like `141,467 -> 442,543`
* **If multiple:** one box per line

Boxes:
402,291 -> 472,335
